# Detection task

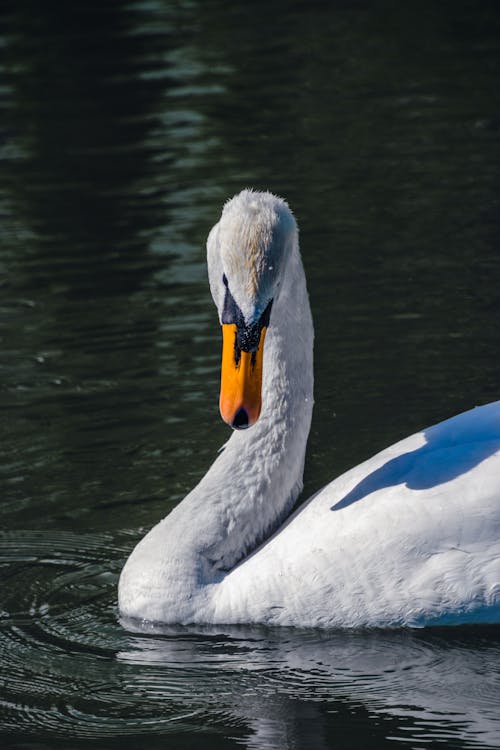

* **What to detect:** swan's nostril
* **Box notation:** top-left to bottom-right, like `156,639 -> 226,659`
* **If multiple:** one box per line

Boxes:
232,408 -> 249,430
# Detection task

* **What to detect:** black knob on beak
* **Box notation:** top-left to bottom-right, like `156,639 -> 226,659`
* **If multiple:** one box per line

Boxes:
232,408 -> 249,430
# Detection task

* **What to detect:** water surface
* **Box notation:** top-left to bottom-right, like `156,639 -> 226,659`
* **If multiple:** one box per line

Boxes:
1,1 -> 500,748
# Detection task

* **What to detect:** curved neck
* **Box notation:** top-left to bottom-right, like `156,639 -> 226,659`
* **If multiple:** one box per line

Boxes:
119,244 -> 314,622
205,249 -> 313,568
179,246 -> 314,572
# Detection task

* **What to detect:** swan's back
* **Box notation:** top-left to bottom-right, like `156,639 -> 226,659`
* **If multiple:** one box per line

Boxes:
119,191 -> 500,629
213,401 -> 500,627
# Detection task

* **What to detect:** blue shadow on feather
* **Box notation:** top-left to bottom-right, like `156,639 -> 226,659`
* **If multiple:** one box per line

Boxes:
331,423 -> 500,512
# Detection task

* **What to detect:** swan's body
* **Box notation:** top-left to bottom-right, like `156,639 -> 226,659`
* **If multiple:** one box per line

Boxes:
119,190 -> 500,628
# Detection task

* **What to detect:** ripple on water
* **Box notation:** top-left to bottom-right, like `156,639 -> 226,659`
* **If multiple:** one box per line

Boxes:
1,530 -> 500,747
0,531 -> 205,739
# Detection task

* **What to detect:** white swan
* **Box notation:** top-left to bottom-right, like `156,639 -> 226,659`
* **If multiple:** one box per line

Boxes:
119,189 -> 500,628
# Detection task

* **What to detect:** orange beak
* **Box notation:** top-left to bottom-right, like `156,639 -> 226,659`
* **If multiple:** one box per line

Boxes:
219,323 -> 267,429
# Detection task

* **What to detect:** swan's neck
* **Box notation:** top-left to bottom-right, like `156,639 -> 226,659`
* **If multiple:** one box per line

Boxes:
119,248 -> 313,622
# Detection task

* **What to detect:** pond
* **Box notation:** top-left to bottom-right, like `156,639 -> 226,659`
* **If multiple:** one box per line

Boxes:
1,1 -> 500,748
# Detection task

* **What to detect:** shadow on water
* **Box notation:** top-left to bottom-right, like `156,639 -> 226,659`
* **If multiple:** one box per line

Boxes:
2,0 -> 178,297
332,402 -> 500,510
0,0 -> 222,532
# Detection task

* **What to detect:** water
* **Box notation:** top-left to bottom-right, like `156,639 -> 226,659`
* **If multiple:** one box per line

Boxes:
1,0 -> 500,747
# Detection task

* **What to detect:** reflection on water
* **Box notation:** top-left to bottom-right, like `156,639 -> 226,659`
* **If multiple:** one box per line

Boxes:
120,621 -> 500,750
1,530 -> 500,749
1,0 -> 500,748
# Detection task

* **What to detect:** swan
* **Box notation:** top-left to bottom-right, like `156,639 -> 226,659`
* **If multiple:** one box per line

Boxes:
119,189 -> 500,628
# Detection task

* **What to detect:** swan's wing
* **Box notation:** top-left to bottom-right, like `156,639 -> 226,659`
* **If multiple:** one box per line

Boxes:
214,401 -> 500,627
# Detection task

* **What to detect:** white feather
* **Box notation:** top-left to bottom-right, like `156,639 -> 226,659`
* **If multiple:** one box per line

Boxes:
119,190 -> 500,628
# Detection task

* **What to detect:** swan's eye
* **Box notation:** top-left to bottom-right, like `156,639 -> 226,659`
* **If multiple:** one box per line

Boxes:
260,298 -> 273,328
222,273 -> 228,287
222,283 -> 244,328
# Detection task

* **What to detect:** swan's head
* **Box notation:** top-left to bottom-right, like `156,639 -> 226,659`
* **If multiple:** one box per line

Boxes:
207,189 -> 297,430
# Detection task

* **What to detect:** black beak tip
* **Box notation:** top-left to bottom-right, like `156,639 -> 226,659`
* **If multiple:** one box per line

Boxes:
232,408 -> 249,430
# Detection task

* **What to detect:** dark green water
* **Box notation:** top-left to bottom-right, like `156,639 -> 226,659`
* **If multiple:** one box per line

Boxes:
1,1 -> 500,748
